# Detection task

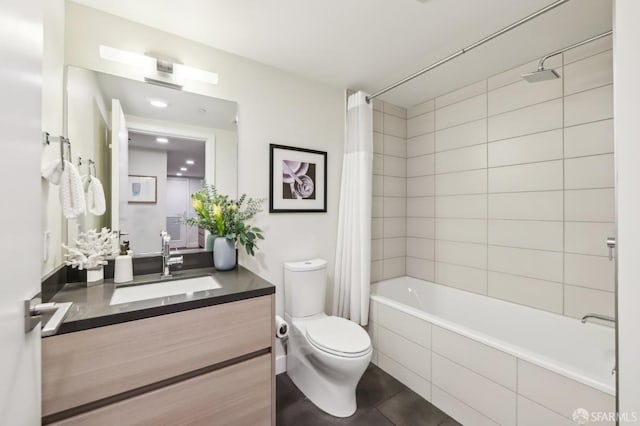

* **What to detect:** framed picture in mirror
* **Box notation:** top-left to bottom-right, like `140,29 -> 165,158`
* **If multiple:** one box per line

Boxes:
269,144 -> 327,213
128,175 -> 157,204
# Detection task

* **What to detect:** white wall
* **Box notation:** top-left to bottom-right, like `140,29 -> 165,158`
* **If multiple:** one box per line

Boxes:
614,0 -> 640,421
65,66 -> 109,243
127,148 -> 167,254
64,3 -> 346,324
41,0 -> 65,276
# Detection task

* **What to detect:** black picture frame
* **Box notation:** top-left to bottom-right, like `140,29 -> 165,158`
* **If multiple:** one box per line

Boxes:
269,144 -> 328,213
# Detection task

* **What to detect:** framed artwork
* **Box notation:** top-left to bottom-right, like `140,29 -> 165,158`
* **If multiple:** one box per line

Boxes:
128,175 -> 157,204
269,144 -> 327,213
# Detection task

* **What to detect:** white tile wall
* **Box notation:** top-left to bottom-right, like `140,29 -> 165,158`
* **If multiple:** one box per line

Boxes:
488,98 -> 563,141
436,194 -> 487,219
516,396 -> 576,426
435,144 -> 487,174
488,271 -> 563,313
390,39 -> 615,318
564,119 -> 613,158
432,353 -> 516,425
488,191 -> 563,221
377,353 -> 432,401
436,80 -> 486,109
435,169 -> 487,195
517,360 -> 615,423
432,386 -> 499,426
435,94 -> 487,130
372,101 -> 407,282
487,129 -> 563,167
432,326 -> 517,391
488,78 -> 562,116
406,154 -> 434,177
564,84 -> 613,127
407,133 -> 434,157
488,220 -> 563,252
407,111 -> 435,138
377,326 -> 431,379
488,160 -> 563,193
435,119 -> 487,152
434,262 -> 487,294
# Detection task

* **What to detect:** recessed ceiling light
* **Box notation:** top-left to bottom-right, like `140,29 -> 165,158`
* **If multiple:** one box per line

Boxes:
156,137 -> 169,143
180,167 -> 187,171
176,173 -> 183,176
186,160 -> 194,165
149,100 -> 168,108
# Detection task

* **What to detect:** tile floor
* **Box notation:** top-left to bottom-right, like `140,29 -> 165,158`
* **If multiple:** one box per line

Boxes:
277,364 -> 460,425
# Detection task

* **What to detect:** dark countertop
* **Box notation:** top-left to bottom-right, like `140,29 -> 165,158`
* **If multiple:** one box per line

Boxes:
47,266 -> 274,335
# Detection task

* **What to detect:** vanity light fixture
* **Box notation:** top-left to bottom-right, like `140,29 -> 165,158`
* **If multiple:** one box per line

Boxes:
149,100 -> 168,108
99,45 -> 218,88
180,167 -> 188,171
156,137 -> 169,143
176,173 -> 183,176
185,160 -> 195,165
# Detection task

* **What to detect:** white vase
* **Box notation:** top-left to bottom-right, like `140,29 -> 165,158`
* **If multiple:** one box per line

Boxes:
213,237 -> 236,271
86,266 -> 104,286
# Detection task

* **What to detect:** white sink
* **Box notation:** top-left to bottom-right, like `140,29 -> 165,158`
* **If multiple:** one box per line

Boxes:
110,275 -> 221,305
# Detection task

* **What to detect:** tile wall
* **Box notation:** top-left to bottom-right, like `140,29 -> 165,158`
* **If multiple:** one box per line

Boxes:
371,101 -> 408,281
373,35 -> 615,320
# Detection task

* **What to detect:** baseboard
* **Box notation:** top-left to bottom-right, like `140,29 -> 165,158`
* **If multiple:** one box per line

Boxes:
275,354 -> 287,374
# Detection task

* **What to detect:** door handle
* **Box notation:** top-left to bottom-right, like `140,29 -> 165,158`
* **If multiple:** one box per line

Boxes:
607,237 -> 616,261
25,293 -> 72,336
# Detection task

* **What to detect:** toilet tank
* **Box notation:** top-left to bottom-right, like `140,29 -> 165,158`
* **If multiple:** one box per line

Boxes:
284,258 -> 328,318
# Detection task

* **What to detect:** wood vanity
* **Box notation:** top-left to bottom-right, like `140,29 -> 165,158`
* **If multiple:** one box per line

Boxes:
42,279 -> 275,425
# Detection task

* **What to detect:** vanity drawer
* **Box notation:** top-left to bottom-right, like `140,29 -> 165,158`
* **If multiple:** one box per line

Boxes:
43,295 -> 273,417
51,353 -> 272,426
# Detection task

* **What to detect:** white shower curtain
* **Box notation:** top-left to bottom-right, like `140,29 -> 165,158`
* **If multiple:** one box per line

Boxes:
333,91 -> 373,326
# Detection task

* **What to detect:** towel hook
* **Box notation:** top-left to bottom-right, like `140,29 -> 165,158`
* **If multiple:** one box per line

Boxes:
77,156 -> 83,167
88,159 -> 96,177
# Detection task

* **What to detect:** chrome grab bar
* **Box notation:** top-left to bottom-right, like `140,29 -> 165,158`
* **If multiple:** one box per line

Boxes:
581,313 -> 616,324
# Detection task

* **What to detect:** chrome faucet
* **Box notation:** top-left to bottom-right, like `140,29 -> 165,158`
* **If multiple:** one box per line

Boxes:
160,231 -> 183,279
581,313 -> 616,324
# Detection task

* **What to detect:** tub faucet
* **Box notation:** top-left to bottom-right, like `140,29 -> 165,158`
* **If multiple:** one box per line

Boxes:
160,231 -> 183,279
581,313 -> 616,324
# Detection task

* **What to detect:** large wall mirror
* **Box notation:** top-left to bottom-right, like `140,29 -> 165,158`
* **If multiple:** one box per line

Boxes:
64,66 -> 238,255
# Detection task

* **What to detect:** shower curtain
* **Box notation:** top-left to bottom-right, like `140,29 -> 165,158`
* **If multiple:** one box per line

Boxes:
333,91 -> 373,326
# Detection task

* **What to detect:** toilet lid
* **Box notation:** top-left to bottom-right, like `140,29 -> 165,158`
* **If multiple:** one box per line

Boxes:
306,316 -> 371,357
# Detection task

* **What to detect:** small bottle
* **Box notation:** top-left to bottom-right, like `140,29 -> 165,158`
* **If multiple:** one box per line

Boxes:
114,242 -> 133,283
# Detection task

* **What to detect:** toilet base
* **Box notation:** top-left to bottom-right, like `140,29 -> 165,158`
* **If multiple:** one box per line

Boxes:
286,316 -> 371,418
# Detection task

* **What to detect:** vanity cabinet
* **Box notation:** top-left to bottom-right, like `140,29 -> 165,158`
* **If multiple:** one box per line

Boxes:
42,295 -> 275,425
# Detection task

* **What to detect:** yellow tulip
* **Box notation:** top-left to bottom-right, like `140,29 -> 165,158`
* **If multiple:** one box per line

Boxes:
213,204 -> 222,218
192,198 -> 203,212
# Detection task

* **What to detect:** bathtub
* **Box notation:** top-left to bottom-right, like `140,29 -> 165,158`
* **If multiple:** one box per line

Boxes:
369,276 -> 616,426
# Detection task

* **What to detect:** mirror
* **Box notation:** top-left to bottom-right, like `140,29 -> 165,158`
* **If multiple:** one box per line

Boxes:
63,66 -> 238,255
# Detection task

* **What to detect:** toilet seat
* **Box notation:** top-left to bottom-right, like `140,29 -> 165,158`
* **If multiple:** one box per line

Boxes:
305,316 -> 371,358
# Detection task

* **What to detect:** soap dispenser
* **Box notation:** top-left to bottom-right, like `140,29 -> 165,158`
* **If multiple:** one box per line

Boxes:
114,241 -> 133,283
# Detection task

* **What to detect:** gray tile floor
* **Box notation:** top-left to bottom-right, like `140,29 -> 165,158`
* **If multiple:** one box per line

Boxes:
277,364 -> 460,426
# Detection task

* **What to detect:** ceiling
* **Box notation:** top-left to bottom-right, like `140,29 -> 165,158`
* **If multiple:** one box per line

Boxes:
95,72 -> 238,131
73,0 -> 612,107
128,131 -> 206,178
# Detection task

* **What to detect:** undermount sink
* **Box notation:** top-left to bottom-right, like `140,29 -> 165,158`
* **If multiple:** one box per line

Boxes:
110,275 -> 222,305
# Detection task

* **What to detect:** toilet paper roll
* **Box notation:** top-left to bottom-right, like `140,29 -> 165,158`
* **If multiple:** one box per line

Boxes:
275,315 -> 289,339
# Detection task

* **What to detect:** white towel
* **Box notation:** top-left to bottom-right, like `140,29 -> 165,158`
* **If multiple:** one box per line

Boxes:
41,159 -> 63,185
85,176 -> 106,216
60,161 -> 86,219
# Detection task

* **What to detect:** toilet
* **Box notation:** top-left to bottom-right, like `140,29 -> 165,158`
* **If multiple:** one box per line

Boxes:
284,258 -> 372,418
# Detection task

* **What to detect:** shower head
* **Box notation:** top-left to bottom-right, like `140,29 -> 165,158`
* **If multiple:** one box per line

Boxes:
521,68 -> 560,83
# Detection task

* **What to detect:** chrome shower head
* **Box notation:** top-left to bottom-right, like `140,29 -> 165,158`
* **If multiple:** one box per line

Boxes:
521,68 -> 560,83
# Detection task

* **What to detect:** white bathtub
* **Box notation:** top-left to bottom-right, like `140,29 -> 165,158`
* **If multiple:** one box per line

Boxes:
370,276 -> 616,426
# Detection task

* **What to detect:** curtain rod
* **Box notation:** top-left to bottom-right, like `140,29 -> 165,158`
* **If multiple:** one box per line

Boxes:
366,0 -> 571,103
